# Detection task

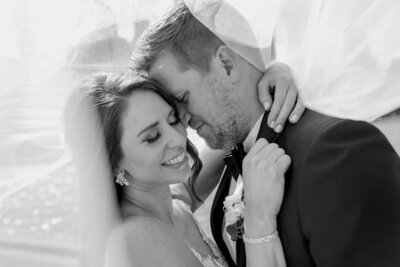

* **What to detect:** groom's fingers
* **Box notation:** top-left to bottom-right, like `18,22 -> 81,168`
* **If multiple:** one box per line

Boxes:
257,75 -> 273,111
272,86 -> 297,132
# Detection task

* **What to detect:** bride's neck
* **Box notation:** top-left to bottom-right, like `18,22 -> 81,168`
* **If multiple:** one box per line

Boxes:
122,180 -> 174,224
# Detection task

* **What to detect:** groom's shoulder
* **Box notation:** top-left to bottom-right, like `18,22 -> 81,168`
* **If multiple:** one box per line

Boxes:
283,109 -> 386,149
293,108 -> 371,135
299,109 -> 342,128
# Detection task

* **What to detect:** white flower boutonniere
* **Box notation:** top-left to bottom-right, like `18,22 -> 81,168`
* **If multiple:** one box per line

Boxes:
223,175 -> 245,240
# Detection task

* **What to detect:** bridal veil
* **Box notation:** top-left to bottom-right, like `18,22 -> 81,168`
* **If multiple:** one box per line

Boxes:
184,0 -> 400,121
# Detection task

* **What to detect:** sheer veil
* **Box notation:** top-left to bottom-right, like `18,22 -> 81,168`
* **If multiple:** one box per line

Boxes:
0,1 -> 172,266
185,0 -> 400,121
1,0 -> 399,266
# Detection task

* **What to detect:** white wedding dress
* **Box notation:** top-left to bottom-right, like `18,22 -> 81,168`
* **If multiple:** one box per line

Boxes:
174,199 -> 228,267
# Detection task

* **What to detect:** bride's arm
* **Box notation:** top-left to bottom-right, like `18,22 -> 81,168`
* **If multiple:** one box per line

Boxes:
242,139 -> 290,267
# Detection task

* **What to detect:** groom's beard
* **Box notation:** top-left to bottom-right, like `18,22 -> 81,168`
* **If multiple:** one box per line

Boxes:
201,118 -> 248,151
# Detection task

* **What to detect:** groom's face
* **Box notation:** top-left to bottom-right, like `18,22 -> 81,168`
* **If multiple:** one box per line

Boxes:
149,51 -> 246,150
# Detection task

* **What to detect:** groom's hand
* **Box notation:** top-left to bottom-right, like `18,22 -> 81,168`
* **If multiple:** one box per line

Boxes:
258,62 -> 305,133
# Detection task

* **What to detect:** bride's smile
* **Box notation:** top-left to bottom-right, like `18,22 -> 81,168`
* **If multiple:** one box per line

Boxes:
162,151 -> 188,168
119,90 -> 192,185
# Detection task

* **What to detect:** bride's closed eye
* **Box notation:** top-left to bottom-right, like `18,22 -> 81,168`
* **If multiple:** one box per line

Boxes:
144,111 -> 182,144
176,92 -> 189,103
145,128 -> 161,143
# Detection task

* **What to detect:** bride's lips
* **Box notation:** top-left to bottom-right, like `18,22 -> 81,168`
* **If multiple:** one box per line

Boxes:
161,152 -> 188,168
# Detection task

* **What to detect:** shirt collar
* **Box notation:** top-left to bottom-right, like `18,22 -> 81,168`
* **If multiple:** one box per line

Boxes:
243,113 -> 265,153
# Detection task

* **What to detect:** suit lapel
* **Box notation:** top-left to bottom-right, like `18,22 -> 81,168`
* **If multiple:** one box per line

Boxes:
256,112 -> 281,142
210,166 -> 236,266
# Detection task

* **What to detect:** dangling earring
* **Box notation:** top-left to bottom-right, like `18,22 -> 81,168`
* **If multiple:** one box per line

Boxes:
115,169 -> 130,186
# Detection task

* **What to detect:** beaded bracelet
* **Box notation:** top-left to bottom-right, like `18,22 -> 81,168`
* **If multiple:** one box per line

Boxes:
242,229 -> 279,244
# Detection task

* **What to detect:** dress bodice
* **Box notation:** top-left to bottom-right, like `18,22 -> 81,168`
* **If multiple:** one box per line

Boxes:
173,199 -> 228,267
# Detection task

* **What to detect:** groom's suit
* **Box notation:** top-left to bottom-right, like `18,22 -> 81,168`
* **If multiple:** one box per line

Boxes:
211,109 -> 400,267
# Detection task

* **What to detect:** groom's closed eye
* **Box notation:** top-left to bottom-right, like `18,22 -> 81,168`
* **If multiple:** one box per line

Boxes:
176,92 -> 189,103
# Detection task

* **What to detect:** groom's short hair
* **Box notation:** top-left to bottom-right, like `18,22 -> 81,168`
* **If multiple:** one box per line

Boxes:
130,0 -> 224,74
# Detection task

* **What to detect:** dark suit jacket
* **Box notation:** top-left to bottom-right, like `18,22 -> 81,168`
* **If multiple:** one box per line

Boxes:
211,109 -> 400,267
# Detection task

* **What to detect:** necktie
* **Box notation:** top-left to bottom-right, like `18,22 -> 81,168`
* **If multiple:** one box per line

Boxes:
223,143 -> 246,266
223,143 -> 245,181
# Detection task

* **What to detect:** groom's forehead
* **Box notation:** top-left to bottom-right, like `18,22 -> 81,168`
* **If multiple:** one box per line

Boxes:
150,53 -> 202,85
150,50 -> 187,73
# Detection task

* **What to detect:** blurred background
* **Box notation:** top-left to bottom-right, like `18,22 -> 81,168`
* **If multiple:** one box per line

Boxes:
0,0 -> 399,266
0,1 -> 184,266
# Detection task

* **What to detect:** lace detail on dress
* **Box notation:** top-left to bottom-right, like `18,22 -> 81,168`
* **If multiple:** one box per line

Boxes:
173,199 -> 228,267
189,248 -> 227,267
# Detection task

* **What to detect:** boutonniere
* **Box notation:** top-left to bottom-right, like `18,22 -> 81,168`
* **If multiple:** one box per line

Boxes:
223,175 -> 245,241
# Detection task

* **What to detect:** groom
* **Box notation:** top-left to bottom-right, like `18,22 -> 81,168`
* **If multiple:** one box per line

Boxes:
130,1 -> 400,267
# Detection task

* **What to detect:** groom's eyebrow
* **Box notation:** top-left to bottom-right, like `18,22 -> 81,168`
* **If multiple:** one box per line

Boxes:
137,122 -> 159,137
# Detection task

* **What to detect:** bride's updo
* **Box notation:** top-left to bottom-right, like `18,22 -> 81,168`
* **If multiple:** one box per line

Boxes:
65,73 -> 202,207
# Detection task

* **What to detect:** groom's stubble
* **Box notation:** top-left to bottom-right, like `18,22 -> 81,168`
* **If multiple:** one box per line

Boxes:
204,69 -> 263,151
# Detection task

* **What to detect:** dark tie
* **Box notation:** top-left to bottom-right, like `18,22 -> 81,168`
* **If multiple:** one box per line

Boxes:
223,143 -> 246,266
223,143 -> 245,182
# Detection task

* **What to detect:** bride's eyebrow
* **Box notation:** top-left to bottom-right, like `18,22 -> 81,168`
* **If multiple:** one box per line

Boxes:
137,122 -> 159,137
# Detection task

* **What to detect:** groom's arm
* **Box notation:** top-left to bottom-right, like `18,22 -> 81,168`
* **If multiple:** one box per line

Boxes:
301,120 -> 400,267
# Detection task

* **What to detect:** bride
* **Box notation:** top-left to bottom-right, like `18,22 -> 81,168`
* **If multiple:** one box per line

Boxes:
64,71 -> 300,267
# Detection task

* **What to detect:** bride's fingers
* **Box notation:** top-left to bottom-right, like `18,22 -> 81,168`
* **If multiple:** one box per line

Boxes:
246,138 -> 270,157
276,154 -> 291,173
257,74 -> 273,111
266,147 -> 286,163
289,98 -> 305,124
272,86 -> 297,133
253,143 -> 280,163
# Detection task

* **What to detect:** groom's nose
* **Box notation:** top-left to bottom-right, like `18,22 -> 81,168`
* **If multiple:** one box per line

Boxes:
178,105 -> 192,128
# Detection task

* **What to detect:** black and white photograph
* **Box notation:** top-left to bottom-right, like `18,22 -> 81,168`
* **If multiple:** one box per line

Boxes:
1,0 -> 399,266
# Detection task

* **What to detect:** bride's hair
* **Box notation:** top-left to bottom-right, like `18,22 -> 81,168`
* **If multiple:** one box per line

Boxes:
65,73 -> 203,207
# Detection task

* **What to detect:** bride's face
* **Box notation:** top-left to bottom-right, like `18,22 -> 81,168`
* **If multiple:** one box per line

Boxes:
119,91 -> 191,186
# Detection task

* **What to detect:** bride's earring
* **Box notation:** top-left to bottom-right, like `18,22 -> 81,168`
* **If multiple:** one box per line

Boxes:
115,169 -> 130,186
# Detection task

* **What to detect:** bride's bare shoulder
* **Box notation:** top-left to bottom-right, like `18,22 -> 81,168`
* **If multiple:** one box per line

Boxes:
106,216 -> 202,267
110,216 -> 174,247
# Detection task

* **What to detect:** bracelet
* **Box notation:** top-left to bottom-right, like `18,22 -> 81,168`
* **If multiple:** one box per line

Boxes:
242,229 -> 279,244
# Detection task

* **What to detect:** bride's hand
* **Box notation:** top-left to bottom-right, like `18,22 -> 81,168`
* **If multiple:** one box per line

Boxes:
258,62 -> 305,133
242,138 -> 291,232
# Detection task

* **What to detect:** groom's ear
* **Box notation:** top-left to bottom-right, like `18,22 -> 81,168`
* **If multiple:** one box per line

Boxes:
215,45 -> 240,83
